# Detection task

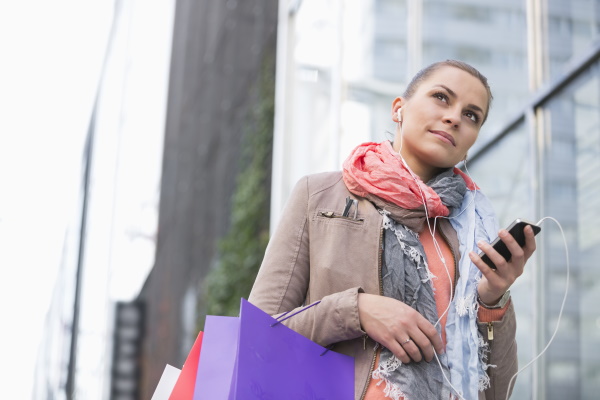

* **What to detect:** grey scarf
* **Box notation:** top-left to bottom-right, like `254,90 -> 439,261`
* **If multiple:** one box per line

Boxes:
373,169 -> 467,400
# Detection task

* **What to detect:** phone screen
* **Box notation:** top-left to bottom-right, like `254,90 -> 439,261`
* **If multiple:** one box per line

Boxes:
478,219 -> 541,269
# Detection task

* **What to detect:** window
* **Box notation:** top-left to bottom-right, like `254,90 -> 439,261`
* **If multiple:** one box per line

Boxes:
539,61 -> 600,399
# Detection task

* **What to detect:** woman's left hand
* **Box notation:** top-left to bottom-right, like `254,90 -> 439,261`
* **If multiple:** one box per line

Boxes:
470,225 -> 537,305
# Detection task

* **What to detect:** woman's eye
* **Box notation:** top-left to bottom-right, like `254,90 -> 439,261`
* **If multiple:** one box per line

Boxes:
465,111 -> 479,123
433,92 -> 448,102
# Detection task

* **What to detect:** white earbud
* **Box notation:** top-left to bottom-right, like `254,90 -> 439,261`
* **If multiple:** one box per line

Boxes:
396,108 -> 402,122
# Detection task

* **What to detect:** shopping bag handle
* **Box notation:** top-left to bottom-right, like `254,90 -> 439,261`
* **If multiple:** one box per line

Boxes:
270,300 -> 322,327
270,301 -> 336,357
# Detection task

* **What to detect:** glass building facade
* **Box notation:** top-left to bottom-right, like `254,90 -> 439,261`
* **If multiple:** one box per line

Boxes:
272,0 -> 600,398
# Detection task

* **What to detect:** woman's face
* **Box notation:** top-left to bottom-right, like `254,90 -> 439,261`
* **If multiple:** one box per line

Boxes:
391,66 -> 489,182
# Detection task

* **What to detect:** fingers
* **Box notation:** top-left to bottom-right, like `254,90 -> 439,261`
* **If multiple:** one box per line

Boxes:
400,338 -> 420,362
476,231 -> 522,272
498,229 -> 526,267
415,319 -> 444,360
385,337 -> 411,364
387,316 -> 443,363
388,334 -> 435,364
470,225 -> 539,305
522,225 -> 537,258
472,226 -> 536,275
469,249 -> 494,276
358,294 -> 443,364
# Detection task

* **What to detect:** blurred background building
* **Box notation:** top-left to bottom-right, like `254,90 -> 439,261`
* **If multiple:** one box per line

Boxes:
19,0 -> 600,399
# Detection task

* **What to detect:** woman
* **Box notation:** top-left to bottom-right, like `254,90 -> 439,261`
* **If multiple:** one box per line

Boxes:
249,60 -> 537,400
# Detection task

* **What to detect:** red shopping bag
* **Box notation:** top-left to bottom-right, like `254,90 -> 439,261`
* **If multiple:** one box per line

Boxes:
168,331 -> 204,400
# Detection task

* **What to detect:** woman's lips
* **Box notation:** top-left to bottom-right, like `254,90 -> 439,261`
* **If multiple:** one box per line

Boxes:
430,130 -> 456,146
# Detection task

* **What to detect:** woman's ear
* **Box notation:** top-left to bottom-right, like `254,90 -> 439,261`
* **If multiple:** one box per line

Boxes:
391,97 -> 405,123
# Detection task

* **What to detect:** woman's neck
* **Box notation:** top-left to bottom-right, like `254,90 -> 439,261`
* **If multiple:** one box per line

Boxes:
392,142 -> 439,183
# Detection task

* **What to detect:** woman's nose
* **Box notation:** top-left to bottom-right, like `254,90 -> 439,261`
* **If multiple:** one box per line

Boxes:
443,109 -> 461,127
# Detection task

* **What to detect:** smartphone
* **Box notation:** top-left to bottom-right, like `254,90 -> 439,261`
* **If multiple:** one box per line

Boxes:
478,219 -> 541,269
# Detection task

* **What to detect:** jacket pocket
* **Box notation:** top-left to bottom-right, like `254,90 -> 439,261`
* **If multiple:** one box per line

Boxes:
315,210 -> 365,226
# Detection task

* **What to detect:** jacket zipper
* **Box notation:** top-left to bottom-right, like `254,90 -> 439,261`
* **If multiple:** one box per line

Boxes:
359,226 -> 384,400
378,227 -> 384,295
487,322 -> 494,341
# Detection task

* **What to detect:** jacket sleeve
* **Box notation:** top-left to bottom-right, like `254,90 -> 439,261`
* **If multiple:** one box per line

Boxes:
248,176 -> 366,346
478,302 -> 518,400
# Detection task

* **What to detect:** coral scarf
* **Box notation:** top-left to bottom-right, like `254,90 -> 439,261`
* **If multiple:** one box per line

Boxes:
343,141 -> 450,215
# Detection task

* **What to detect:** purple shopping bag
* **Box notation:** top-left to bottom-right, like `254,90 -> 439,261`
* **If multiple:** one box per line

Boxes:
193,316 -> 240,400
194,299 -> 354,399
230,298 -> 354,399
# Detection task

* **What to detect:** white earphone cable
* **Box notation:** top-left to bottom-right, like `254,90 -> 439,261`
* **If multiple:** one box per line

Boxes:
503,216 -> 570,400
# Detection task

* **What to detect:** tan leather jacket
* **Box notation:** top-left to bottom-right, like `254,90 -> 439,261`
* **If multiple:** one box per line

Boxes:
249,172 -> 517,400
